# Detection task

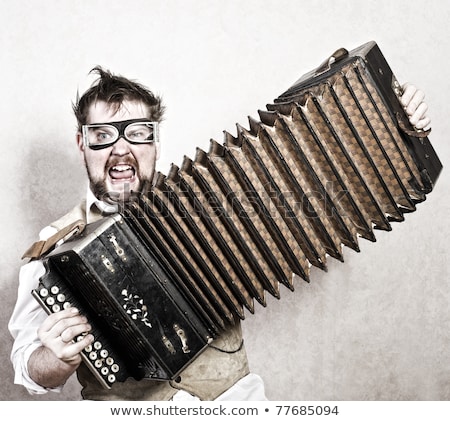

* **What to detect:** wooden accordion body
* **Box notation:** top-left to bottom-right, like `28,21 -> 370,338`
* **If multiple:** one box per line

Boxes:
33,41 -> 442,389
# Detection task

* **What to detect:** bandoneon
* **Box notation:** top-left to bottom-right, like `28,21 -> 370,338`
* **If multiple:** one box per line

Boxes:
32,41 -> 442,389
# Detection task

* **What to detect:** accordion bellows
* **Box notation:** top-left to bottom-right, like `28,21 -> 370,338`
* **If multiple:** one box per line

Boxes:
34,41 -> 442,388
124,41 -> 439,328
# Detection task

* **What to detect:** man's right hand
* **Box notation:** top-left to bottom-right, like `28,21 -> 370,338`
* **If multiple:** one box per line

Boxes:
38,307 -> 94,364
28,307 -> 94,388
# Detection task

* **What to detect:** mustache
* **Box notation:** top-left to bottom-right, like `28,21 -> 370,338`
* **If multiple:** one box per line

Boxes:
106,156 -> 138,171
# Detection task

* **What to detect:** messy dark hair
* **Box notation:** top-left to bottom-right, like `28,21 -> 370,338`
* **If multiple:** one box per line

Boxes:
73,66 -> 165,129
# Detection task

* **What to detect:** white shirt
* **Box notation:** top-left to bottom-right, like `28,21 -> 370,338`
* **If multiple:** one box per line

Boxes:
8,187 -> 266,400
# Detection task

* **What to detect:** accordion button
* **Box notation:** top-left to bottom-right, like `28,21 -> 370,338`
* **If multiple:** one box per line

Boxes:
50,286 -> 59,294
101,367 -> 109,376
39,288 -> 48,298
100,349 -> 109,358
93,341 -> 102,350
57,293 -> 66,302
63,302 -> 71,310
94,360 -> 102,368
108,374 -> 116,384
52,304 -> 61,313
111,364 -> 119,373
106,357 -> 114,366
46,297 -> 55,306
89,351 -> 97,360
85,344 -> 93,352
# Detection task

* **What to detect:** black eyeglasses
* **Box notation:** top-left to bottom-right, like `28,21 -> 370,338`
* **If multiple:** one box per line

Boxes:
82,118 -> 159,150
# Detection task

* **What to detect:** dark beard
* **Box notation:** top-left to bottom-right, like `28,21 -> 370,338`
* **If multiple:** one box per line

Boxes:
86,167 -> 154,208
89,178 -> 124,205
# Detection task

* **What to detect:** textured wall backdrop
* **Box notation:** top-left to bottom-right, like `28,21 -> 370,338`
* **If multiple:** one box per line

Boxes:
1,0 -> 449,401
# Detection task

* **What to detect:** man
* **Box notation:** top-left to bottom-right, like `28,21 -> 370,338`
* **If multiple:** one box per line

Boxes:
9,67 -> 431,401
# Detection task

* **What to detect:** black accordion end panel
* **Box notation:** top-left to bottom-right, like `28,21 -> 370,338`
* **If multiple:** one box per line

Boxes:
33,41 -> 442,389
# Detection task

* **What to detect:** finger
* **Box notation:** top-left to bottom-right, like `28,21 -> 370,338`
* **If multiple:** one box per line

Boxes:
405,89 -> 425,116
59,321 -> 93,344
415,115 -> 431,131
408,102 -> 428,126
400,83 -> 416,107
53,334 -> 95,363
47,312 -> 91,340
39,307 -> 81,333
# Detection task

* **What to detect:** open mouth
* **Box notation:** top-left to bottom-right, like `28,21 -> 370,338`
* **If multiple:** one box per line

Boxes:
108,164 -> 136,182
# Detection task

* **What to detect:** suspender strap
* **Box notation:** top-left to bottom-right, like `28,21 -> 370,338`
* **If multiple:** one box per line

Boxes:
21,219 -> 86,260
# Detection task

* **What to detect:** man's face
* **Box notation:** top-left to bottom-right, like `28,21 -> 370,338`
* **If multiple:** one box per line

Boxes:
77,100 -> 160,203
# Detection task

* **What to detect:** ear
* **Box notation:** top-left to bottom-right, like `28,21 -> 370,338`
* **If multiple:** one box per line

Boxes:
76,131 -> 85,153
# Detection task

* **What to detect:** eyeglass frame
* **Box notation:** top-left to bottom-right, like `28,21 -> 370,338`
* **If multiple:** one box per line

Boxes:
81,118 -> 159,150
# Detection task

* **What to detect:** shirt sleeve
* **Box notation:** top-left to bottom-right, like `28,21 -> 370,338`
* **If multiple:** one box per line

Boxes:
8,226 -> 65,395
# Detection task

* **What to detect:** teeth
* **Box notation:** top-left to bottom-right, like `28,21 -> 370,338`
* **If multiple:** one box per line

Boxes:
112,165 -> 132,172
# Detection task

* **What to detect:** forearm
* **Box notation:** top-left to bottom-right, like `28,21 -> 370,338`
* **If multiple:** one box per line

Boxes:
27,345 -> 80,389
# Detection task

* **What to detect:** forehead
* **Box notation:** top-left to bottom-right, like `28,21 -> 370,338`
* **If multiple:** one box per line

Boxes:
86,100 -> 150,124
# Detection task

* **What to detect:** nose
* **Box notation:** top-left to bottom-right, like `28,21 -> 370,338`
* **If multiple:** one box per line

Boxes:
111,136 -> 131,156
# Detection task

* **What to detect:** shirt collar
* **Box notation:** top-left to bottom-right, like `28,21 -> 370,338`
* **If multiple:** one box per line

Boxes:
85,185 -> 119,223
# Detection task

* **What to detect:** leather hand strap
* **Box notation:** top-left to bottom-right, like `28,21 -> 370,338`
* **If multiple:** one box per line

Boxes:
397,112 -> 431,138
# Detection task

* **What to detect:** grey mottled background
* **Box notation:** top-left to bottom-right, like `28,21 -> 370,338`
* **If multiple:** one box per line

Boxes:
1,0 -> 449,401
